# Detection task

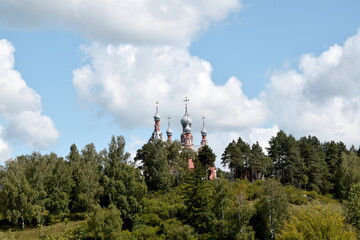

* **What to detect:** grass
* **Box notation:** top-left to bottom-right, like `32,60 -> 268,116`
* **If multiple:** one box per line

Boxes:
0,220 -> 85,240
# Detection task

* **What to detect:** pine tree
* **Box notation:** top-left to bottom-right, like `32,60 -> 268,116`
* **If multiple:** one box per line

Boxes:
249,142 -> 271,181
298,136 -> 330,193
222,138 -> 251,180
268,131 -> 306,187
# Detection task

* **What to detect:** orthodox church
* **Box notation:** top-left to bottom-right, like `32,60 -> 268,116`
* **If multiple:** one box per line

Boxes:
149,98 -> 216,180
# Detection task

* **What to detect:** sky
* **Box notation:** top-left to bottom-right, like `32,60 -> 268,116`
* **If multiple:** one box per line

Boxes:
1,0 -> 360,167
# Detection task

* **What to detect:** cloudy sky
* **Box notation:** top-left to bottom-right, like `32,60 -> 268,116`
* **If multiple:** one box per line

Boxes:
1,0 -> 360,167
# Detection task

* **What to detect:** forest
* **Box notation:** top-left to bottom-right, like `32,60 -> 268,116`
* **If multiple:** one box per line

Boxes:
1,131 -> 360,239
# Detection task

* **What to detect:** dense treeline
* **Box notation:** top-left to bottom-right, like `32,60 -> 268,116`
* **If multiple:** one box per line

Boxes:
0,131 -> 360,239
0,136 -> 146,231
222,130 -> 360,200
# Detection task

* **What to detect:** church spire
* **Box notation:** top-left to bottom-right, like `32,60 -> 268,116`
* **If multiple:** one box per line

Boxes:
200,116 -> 208,146
166,116 -> 173,142
180,97 -> 193,149
149,100 -> 163,142
181,97 -> 192,129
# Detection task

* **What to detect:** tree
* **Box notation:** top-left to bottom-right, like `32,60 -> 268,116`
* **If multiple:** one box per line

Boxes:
323,141 -> 347,197
0,158 -> 36,229
222,138 -> 251,180
227,182 -> 255,240
278,203 -> 356,240
336,152 -> 360,199
346,183 -> 360,235
101,135 -> 147,230
298,136 -> 330,193
183,164 -> 216,235
268,131 -> 306,187
249,142 -> 271,181
198,145 -> 216,168
252,179 -> 289,240
159,218 -> 195,240
87,204 -> 123,240
43,153 -> 73,218
198,145 -> 216,179
166,141 -> 187,186
68,144 -> 101,213
135,140 -> 172,191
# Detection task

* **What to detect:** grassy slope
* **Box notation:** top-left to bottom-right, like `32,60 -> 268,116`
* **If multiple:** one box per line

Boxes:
0,220 -> 84,240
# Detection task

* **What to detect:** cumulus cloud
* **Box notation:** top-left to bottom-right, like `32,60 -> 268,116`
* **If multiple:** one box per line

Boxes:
264,31 -> 360,146
0,0 -> 240,44
0,125 -> 11,162
0,39 -> 59,150
71,42 -> 273,167
248,125 -> 279,151
73,44 -> 268,134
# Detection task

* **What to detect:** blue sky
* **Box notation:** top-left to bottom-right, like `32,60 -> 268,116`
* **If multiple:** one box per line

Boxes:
1,0 -> 360,166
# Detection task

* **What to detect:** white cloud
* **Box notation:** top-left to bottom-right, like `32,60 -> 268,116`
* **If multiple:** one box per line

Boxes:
264,30 -> 360,147
72,44 -> 268,134
0,0 -> 241,44
0,39 -> 59,150
248,125 -> 279,151
0,125 -> 11,163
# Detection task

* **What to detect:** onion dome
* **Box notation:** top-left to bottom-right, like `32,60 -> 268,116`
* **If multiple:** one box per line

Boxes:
154,112 -> 161,121
184,124 -> 191,133
166,127 -> 173,136
181,114 -> 192,127
166,116 -> 172,136
201,127 -> 207,136
154,100 -> 160,121
201,116 -> 207,136
181,97 -> 192,127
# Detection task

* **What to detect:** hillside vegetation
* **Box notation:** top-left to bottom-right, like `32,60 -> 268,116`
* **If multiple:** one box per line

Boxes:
1,131 -> 360,239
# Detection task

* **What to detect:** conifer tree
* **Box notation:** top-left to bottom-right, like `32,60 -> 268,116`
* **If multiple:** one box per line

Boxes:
298,136 -> 330,193
268,131 -> 306,187
222,138 -> 251,180
249,142 -> 271,181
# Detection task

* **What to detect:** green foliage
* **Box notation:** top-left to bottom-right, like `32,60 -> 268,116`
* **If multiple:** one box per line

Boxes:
278,203 -> 357,240
198,145 -> 216,168
132,225 -> 160,240
3,131 -> 360,239
323,141 -> 347,197
135,140 -> 172,191
68,143 -> 100,213
337,152 -> 360,199
183,179 -> 216,234
249,142 -> 272,181
140,191 -> 186,221
0,153 -> 72,228
298,136 -> 331,193
222,138 -> 251,180
252,179 -> 289,240
100,135 -> 147,230
226,182 -> 255,239
283,186 -> 309,205
346,183 -> 360,235
65,223 -> 88,240
268,131 -> 306,188
86,204 -> 123,240
0,158 -> 36,229
159,218 -> 195,240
